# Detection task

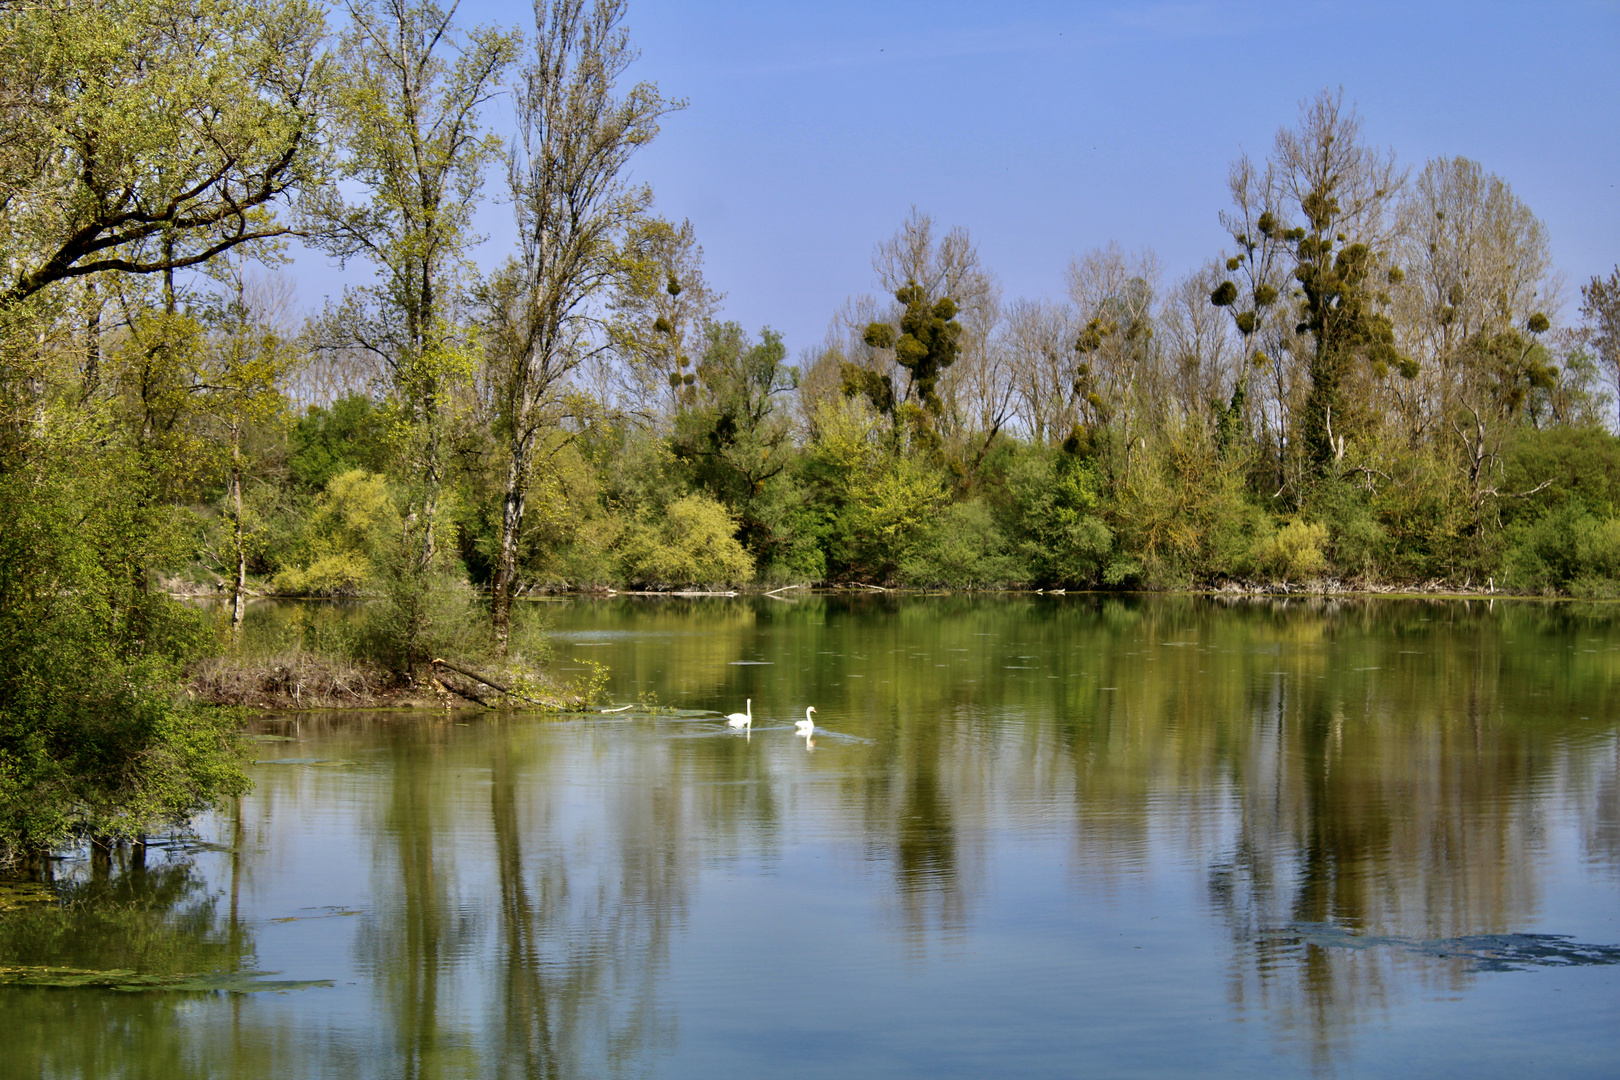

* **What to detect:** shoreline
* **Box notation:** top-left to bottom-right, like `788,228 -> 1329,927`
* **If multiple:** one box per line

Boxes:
170,580 -> 1604,604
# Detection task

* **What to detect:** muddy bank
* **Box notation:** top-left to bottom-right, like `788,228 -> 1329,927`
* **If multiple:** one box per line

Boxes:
189,655 -> 585,712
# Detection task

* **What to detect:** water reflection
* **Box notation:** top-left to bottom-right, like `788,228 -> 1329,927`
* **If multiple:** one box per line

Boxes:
1,597 -> 1616,1078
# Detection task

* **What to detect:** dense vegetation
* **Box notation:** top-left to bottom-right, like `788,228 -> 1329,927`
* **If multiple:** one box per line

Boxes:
0,0 -> 1617,863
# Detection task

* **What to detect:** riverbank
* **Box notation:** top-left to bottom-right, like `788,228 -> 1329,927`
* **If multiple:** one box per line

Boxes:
189,654 -> 591,712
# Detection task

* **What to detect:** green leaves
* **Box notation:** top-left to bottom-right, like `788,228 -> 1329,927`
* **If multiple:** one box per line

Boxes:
0,0 -> 332,308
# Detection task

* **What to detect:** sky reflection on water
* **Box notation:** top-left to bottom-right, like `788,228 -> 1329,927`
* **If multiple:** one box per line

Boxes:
2,595 -> 1617,1079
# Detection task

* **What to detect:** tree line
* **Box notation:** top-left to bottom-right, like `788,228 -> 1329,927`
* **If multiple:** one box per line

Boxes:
1,0 -> 1618,863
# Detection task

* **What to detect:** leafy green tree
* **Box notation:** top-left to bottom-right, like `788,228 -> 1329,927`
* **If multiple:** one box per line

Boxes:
317,0 -> 517,579
0,428 -> 248,867
289,395 -> 394,493
0,0 -> 330,310
616,494 -> 753,586
271,468 -> 397,595
670,323 -> 802,555
999,447 -> 1114,586
800,397 -> 948,582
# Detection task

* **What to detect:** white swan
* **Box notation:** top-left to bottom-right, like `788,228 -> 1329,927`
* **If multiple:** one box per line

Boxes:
725,699 -> 753,730
795,706 -> 817,736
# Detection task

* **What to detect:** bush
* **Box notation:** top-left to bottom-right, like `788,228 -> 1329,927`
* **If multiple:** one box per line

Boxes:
270,469 -> 395,595
1501,504 -> 1620,595
1251,520 -> 1330,581
1114,420 -> 1265,585
1308,478 -> 1390,580
899,500 -> 1026,587
999,447 -> 1114,586
617,494 -> 754,586
0,441 -> 249,867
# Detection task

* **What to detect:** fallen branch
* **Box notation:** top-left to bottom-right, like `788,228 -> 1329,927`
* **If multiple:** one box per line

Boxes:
433,675 -> 493,709
430,658 -> 557,709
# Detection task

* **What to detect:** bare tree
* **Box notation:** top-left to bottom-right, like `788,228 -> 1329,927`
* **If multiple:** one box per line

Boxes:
1063,243 -> 1162,490
1066,243 -> 1160,417
873,207 -> 1000,337
1002,298 -> 1077,445
1211,153 -> 1294,450
1394,157 -> 1561,435
1160,263 -> 1238,423
1580,267 -> 1620,430
485,0 -> 677,647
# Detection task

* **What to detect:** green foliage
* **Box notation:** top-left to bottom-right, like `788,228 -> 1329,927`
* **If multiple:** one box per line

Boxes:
288,395 -> 392,493
0,429 -> 249,867
617,494 -> 754,587
1501,505 -> 1620,595
998,447 -> 1115,586
0,0 -> 331,309
1115,421 -> 1265,585
899,500 -> 1025,588
1499,426 -> 1620,526
859,281 -> 962,417
1250,520 -> 1330,581
1307,479 -> 1391,579
271,469 -> 395,595
800,398 -> 949,582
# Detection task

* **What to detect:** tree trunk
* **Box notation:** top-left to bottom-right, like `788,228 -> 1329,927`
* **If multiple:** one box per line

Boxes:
491,454 -> 528,654
229,418 -> 247,640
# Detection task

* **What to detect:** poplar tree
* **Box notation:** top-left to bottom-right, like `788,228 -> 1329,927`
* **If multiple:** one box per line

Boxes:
318,0 -> 518,572
485,0 -> 677,649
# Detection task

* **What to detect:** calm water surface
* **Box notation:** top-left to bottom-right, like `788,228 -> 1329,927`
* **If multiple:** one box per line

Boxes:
3,595 -> 1618,1078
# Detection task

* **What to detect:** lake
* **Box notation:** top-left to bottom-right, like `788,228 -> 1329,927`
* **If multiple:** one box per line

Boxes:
3,594 -> 1617,1078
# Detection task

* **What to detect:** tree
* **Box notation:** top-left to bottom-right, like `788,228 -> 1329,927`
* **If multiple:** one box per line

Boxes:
200,268 -> 302,638
857,283 -> 963,420
1066,243 -> 1160,430
317,0 -> 518,570
0,0 -> 330,311
1003,298 -> 1079,446
1065,243 -> 1160,491
609,217 -> 721,417
1208,154 -> 1293,451
1161,264 -> 1239,438
670,323 -> 801,562
1582,267 -> 1620,429
0,0 -> 327,868
1393,157 -> 1560,437
1272,89 -> 1409,474
485,0 -> 678,647
845,210 -> 995,440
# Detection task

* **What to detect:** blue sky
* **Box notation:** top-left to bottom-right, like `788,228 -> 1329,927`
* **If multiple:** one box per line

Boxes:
294,0 -> 1620,352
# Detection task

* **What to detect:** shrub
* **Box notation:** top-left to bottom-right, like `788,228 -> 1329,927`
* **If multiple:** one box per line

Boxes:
1251,520 -> 1330,581
999,447 -> 1114,586
270,469 -> 395,595
899,500 -> 1026,587
617,494 -> 754,586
